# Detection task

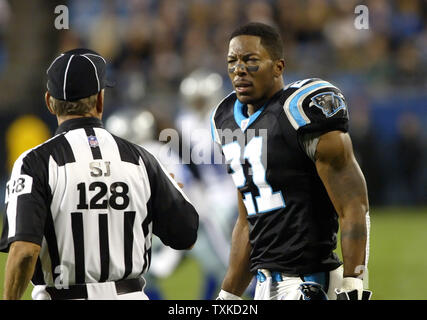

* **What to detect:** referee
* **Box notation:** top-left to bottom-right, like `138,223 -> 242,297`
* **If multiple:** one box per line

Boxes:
0,48 -> 199,300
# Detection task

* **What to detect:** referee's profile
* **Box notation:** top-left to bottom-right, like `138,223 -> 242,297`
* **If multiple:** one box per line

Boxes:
0,48 -> 199,300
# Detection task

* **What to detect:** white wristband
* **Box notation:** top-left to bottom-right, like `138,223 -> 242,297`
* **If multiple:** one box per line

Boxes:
217,289 -> 242,300
340,277 -> 364,300
342,277 -> 364,291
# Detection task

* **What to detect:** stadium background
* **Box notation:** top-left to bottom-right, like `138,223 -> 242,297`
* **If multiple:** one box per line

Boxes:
0,0 -> 425,300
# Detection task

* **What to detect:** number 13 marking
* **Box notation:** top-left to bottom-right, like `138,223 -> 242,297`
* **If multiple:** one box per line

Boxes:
223,137 -> 285,215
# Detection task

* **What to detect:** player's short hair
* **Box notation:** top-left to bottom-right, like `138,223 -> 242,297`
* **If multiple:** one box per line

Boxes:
229,22 -> 284,60
49,93 -> 98,116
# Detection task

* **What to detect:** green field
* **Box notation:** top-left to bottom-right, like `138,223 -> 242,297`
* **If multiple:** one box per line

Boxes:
0,207 -> 426,300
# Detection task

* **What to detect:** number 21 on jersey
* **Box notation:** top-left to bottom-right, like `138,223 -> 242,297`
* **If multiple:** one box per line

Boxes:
222,136 -> 285,215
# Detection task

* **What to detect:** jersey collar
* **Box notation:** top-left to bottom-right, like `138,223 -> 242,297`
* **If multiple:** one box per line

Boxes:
233,89 -> 283,132
55,117 -> 104,135
233,99 -> 265,132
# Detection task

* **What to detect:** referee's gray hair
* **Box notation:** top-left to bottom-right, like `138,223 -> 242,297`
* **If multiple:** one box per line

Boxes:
49,93 -> 98,116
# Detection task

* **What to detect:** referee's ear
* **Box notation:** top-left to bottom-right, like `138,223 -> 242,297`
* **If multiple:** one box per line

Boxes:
95,90 -> 104,115
45,92 -> 56,115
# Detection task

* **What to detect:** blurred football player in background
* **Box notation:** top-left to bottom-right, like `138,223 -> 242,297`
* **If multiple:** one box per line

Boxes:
175,68 -> 240,299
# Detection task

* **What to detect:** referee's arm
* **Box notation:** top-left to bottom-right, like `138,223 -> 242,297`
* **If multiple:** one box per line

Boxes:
141,149 -> 199,250
4,241 -> 40,300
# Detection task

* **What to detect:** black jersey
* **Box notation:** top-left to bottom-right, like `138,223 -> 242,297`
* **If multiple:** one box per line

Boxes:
211,78 -> 349,274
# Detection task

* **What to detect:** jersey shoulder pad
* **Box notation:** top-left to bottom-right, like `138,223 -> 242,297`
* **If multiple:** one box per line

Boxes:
282,78 -> 349,133
210,91 -> 236,144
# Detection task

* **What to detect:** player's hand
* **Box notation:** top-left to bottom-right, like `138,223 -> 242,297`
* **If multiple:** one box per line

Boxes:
216,289 -> 243,300
169,173 -> 184,189
335,277 -> 372,300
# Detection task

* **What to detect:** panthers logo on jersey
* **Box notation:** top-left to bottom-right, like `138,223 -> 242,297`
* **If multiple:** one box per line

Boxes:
309,91 -> 347,118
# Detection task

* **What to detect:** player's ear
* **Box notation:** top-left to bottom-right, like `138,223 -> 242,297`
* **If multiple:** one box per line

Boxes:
273,59 -> 285,78
45,92 -> 56,115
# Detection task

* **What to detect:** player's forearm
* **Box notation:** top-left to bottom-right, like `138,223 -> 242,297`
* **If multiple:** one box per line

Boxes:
327,164 -> 369,277
339,203 -> 368,277
222,251 -> 253,296
332,160 -> 369,277
222,258 -> 253,296
221,217 -> 253,296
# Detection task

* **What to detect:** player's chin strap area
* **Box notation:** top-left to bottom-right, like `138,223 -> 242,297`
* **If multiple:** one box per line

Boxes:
335,277 -> 372,300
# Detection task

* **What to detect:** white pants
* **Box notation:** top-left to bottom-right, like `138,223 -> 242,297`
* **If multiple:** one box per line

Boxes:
32,279 -> 149,300
254,266 -> 343,300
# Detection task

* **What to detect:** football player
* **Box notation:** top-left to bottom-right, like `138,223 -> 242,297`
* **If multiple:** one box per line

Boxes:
211,22 -> 372,300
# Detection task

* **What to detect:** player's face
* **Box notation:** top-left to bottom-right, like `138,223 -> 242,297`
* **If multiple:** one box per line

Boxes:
227,35 -> 277,105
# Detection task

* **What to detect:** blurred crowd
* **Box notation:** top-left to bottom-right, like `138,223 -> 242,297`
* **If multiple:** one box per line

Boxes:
64,0 -> 426,95
0,0 -> 425,203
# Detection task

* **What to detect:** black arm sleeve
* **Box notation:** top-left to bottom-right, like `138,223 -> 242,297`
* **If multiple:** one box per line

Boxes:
0,151 -> 48,252
139,148 -> 199,249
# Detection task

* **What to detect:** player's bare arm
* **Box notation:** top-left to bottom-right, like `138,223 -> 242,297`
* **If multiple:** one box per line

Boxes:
315,130 -> 368,278
3,241 -> 40,300
219,191 -> 253,298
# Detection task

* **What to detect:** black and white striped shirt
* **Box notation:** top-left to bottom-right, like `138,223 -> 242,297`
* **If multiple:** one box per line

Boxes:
0,117 -> 198,287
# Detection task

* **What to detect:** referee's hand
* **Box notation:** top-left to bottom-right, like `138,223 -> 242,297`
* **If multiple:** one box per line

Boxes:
169,173 -> 184,189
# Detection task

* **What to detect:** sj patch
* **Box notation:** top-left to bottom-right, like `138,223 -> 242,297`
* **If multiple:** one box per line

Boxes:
88,135 -> 99,148
309,92 -> 347,118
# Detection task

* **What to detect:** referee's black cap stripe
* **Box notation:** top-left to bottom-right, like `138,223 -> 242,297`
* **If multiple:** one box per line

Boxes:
71,212 -> 85,284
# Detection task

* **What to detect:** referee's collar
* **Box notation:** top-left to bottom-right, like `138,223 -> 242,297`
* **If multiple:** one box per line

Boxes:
55,117 -> 104,135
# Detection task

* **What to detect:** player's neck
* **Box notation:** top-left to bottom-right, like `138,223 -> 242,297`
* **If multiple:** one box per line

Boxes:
247,87 -> 284,116
247,104 -> 260,116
